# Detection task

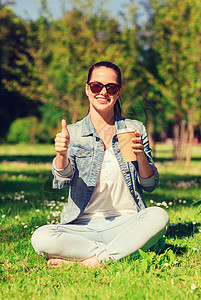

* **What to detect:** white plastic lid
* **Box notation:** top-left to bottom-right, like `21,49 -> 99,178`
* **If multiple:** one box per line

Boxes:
116,128 -> 136,134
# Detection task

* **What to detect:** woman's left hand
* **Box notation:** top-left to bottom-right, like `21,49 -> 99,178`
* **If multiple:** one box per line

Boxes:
131,132 -> 144,156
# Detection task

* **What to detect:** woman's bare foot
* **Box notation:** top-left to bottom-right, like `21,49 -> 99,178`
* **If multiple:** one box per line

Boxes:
47,258 -> 73,267
81,255 -> 101,268
47,255 -> 101,268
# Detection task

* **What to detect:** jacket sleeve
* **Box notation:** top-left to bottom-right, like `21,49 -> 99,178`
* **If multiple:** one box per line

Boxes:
52,157 -> 74,189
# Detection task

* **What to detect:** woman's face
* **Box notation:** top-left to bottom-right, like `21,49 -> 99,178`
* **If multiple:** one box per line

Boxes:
86,66 -> 120,115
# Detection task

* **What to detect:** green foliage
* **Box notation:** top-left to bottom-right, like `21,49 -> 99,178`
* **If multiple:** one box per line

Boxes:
1,0 -> 201,162
6,108 -> 64,144
0,6 -> 39,141
7,116 -> 39,144
1,2 -> 141,125
37,103 -> 66,143
150,0 -> 201,123
193,199 -> 201,215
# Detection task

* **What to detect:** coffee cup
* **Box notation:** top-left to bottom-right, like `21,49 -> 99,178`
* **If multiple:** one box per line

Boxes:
116,128 -> 137,162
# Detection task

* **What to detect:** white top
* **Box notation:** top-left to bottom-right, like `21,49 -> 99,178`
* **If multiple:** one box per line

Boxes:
77,147 -> 138,220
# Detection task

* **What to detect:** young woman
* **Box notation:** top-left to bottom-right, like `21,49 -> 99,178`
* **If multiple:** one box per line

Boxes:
31,61 -> 169,268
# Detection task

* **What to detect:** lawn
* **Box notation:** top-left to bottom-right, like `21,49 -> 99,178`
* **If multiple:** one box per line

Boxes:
0,143 -> 201,299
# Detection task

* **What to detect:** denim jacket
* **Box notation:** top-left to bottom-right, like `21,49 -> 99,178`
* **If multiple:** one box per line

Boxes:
52,113 -> 159,224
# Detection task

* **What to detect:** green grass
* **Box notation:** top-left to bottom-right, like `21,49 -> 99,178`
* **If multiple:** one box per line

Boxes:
0,143 -> 201,300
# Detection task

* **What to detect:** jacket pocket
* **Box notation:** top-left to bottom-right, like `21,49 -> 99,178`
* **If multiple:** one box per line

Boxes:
73,146 -> 92,170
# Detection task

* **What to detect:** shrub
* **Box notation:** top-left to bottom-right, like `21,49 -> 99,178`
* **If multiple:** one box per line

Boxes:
7,116 -> 39,144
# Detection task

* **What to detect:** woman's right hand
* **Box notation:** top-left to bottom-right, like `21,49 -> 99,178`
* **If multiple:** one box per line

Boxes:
54,118 -> 70,157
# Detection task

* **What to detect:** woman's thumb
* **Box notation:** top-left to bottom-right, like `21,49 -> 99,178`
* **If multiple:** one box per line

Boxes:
61,118 -> 68,133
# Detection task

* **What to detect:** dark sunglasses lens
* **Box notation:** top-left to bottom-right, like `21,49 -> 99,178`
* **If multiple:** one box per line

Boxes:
90,83 -> 102,93
107,84 -> 119,95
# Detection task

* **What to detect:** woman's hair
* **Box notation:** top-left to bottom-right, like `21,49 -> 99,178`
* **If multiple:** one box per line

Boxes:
86,61 -> 122,115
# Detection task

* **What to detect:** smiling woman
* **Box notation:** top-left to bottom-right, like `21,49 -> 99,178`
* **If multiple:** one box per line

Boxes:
31,61 -> 169,268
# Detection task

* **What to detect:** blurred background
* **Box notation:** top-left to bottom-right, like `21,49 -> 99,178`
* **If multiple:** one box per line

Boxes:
0,0 -> 201,166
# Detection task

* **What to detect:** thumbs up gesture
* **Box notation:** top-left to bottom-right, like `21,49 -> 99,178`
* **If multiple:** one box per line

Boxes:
54,118 -> 70,156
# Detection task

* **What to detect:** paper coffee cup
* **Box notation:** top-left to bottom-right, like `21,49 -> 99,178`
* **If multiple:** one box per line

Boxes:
117,128 -> 137,162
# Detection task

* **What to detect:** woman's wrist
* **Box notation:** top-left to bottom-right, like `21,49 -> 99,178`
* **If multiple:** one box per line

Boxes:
137,152 -> 154,179
55,153 -> 69,170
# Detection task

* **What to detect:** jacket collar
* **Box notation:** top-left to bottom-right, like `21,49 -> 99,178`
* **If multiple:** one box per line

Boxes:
114,113 -> 126,132
81,113 -> 126,137
81,113 -> 96,136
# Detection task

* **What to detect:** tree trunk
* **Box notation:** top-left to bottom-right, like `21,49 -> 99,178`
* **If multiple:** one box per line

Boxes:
185,120 -> 194,168
173,122 -> 180,161
178,119 -> 187,162
173,118 -> 190,162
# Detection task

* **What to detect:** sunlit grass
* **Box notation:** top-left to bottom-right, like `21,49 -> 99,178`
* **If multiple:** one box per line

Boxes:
0,143 -> 201,299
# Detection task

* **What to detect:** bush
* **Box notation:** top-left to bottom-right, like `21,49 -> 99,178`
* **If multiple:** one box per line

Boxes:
7,116 -> 39,144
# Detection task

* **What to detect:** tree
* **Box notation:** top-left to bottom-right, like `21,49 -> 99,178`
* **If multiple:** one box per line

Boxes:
2,1 -> 124,124
116,1 -> 164,152
149,0 -> 201,165
1,0 -> 152,144
0,6 -> 39,141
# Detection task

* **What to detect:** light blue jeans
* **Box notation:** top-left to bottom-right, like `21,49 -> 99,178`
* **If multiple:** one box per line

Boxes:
31,207 -> 169,262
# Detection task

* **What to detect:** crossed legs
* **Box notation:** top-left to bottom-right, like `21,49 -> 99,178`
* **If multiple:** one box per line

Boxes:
31,207 -> 169,268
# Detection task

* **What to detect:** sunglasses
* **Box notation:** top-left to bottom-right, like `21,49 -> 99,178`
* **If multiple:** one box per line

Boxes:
88,81 -> 120,95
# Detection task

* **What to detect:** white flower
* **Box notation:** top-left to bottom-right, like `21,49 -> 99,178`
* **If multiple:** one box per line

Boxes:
2,215 -> 5,218
192,222 -> 196,225
51,211 -> 61,217
15,216 -> 19,219
163,263 -> 169,267
36,209 -> 40,212
21,222 -> 25,225
191,283 -> 196,290
24,225 -> 28,228
150,200 -> 154,203
171,279 -> 174,285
